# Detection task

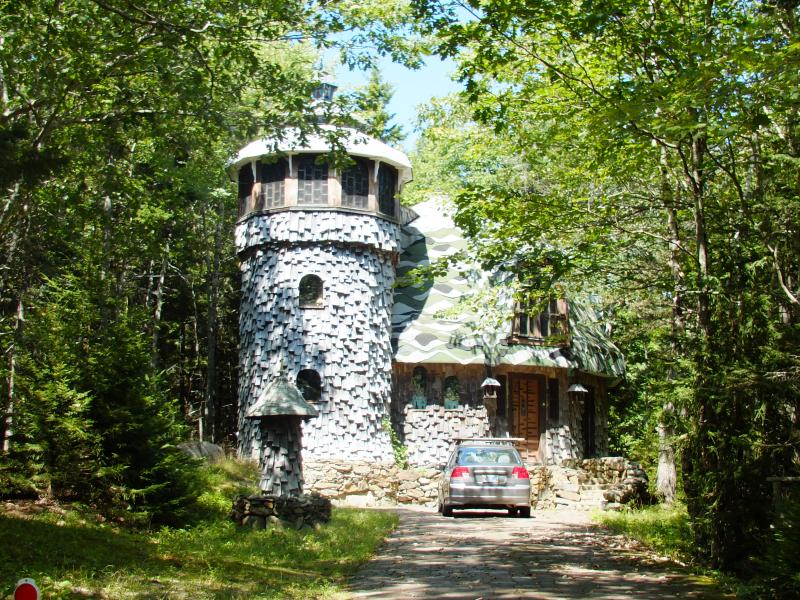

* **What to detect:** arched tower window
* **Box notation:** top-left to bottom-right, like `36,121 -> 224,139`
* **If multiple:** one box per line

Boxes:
296,369 -> 322,403
341,158 -> 369,209
297,155 -> 329,205
238,165 -> 254,216
377,164 -> 397,216
259,159 -> 287,209
299,274 -> 324,308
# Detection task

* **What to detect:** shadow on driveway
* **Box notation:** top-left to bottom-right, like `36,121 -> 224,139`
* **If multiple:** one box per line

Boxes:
347,506 -> 728,600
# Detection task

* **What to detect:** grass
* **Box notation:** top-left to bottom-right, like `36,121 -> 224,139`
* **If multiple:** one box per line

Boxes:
0,459 -> 398,599
593,503 -> 695,564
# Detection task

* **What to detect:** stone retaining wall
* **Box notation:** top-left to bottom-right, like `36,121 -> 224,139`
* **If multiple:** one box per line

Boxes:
304,459 -> 441,506
303,457 -> 649,510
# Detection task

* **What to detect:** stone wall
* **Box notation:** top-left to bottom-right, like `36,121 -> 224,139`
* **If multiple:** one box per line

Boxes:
303,456 -> 649,511
304,459 -> 441,506
540,457 -> 650,510
400,404 -> 491,468
237,211 -> 400,464
231,492 -> 332,530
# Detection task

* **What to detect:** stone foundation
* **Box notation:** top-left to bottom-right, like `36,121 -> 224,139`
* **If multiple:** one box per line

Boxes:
230,492 -> 332,530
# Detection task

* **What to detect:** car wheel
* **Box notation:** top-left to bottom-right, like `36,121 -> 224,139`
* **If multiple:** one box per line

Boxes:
442,504 -> 453,517
507,507 -> 518,517
518,506 -> 531,518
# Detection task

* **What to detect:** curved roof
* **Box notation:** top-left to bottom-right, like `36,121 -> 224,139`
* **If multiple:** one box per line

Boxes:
230,125 -> 413,185
391,199 -> 625,378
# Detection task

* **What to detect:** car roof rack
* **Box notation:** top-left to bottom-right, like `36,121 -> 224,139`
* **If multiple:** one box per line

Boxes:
452,437 -> 525,446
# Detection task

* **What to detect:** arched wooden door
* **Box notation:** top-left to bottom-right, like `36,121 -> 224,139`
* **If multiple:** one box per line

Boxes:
510,374 -> 542,461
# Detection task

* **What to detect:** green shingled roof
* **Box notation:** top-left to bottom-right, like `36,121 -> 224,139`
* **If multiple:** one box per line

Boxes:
391,199 -> 625,379
246,378 -> 319,419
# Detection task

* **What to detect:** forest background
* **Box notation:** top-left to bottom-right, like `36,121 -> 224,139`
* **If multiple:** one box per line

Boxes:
0,0 -> 798,591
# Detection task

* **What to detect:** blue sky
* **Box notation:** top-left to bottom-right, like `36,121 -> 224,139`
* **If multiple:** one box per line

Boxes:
333,55 -> 462,151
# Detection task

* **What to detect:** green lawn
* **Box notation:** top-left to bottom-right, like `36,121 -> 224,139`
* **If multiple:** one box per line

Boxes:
0,462 -> 397,599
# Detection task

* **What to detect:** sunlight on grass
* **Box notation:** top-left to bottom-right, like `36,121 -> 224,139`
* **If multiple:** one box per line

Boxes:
594,503 -> 694,563
0,460 -> 398,599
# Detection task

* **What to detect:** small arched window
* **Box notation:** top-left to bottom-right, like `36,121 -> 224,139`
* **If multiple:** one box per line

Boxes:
259,159 -> 287,209
299,274 -> 324,308
377,164 -> 397,216
341,158 -> 369,209
297,155 -> 329,205
444,376 -> 460,407
238,165 -> 254,216
296,369 -> 322,403
412,366 -> 428,392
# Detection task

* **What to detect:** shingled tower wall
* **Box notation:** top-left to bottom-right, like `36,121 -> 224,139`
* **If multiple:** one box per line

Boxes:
236,211 -> 400,463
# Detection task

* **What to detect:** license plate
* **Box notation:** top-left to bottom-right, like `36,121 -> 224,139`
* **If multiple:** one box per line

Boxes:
479,475 -> 506,485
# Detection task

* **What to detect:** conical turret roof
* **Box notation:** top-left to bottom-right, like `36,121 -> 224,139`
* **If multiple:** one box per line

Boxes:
245,378 -> 319,419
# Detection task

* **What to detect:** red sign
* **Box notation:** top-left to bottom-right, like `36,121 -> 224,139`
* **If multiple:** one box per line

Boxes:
14,579 -> 40,600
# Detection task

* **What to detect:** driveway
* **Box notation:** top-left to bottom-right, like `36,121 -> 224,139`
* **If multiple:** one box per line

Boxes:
347,507 -> 727,599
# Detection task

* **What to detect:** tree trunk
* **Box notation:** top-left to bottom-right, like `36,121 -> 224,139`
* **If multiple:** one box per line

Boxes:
3,296 -> 24,453
656,404 -> 677,504
203,195 -> 224,443
151,239 -> 170,369
657,145 -> 682,504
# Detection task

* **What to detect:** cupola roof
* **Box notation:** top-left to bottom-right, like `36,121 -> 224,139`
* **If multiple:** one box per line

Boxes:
231,124 -> 413,186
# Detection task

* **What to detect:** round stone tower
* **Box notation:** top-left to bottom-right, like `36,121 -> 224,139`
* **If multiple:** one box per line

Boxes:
232,106 -> 413,466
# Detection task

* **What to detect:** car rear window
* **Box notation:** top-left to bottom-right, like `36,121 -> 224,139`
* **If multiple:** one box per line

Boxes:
456,448 -> 520,466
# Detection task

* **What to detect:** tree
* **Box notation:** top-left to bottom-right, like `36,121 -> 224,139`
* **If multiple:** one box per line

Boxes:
351,68 -> 406,144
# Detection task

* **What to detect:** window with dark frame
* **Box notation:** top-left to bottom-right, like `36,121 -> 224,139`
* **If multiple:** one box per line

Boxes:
259,159 -> 287,209
547,378 -> 559,422
341,158 -> 369,209
512,298 -> 568,343
377,164 -> 397,216
297,155 -> 329,205
296,369 -> 322,403
298,274 -> 324,308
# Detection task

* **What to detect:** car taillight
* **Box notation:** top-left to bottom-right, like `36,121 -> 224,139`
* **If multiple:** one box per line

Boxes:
450,466 -> 470,479
511,466 -> 530,479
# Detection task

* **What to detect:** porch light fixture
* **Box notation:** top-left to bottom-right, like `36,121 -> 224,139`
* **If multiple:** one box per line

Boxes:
567,383 -> 589,394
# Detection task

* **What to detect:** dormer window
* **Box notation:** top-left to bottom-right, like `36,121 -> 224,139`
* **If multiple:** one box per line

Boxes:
259,159 -> 287,209
297,155 -> 328,205
341,158 -> 369,209
512,298 -> 569,344
377,164 -> 397,216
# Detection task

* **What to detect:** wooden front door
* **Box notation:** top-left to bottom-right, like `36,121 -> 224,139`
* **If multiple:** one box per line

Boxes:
510,374 -> 541,461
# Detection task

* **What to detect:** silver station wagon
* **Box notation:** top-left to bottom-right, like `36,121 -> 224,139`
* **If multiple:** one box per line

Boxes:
438,438 -> 532,518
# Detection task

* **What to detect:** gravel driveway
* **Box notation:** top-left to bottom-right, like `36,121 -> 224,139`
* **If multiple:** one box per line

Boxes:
347,506 -> 727,600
